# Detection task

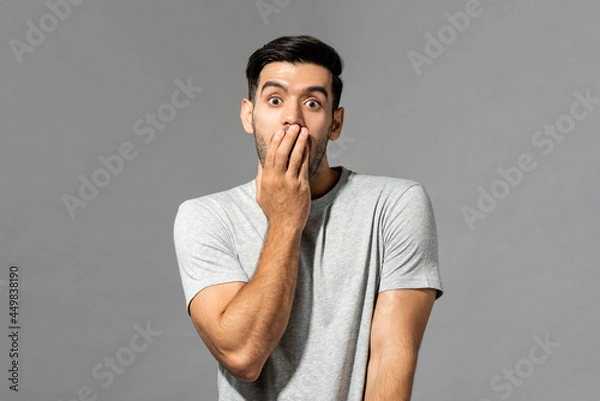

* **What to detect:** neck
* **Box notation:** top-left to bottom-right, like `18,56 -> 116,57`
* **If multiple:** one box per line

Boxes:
309,166 -> 342,200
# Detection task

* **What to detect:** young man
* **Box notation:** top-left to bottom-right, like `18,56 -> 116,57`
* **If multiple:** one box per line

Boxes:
174,35 -> 444,400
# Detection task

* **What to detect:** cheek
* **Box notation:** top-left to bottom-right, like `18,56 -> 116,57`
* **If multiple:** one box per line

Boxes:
308,116 -> 331,133
256,117 -> 280,137
254,105 -> 280,123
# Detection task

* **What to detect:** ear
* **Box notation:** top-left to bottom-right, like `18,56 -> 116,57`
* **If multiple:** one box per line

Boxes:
329,106 -> 345,141
240,98 -> 254,134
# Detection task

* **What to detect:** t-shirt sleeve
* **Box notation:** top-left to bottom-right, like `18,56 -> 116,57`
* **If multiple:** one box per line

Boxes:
379,183 -> 444,299
173,199 -> 250,316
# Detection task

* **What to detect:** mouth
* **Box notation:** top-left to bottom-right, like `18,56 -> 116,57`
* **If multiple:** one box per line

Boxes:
289,134 -> 311,158
288,134 -> 299,157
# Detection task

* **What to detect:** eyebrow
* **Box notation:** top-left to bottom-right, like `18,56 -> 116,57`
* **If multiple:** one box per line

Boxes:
260,81 -> 329,101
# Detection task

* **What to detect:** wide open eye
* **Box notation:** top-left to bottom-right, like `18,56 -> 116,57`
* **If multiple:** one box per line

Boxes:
305,100 -> 321,109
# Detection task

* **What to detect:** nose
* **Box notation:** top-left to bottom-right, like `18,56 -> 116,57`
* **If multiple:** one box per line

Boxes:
282,101 -> 304,128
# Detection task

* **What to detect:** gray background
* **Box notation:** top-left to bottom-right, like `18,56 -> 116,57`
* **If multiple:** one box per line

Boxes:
1,0 -> 598,400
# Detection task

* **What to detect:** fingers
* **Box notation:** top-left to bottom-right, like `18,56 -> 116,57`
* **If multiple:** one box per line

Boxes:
273,125 -> 300,171
264,127 -> 285,170
262,124 -> 309,179
287,127 -> 309,177
299,136 -> 309,179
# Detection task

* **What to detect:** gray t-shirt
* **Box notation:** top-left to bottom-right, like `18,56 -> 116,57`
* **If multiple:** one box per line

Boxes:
173,165 -> 444,400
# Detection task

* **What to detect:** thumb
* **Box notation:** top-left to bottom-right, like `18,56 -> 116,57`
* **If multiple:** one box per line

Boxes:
256,160 -> 263,200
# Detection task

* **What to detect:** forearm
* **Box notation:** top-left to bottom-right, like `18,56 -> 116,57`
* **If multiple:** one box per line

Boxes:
218,222 -> 302,379
364,348 -> 417,401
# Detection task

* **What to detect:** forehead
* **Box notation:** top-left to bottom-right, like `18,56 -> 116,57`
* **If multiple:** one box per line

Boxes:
258,62 -> 332,92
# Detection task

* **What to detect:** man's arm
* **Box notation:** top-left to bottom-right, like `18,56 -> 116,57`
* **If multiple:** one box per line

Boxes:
363,288 -> 437,401
187,125 -> 311,383
189,222 -> 302,382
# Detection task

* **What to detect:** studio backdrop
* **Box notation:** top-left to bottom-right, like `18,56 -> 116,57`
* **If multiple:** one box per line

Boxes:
0,0 -> 597,400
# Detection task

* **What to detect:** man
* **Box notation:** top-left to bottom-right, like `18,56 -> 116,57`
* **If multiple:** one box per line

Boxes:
173,35 -> 444,400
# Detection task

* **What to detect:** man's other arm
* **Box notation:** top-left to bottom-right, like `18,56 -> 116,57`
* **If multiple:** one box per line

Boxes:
363,288 -> 437,401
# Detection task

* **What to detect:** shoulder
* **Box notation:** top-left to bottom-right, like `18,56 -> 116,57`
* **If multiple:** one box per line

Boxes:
175,195 -> 218,223
347,169 -> 428,204
174,181 -> 252,235
175,180 -> 254,219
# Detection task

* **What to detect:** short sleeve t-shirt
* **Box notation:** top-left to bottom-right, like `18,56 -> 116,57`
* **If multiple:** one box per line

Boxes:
173,165 -> 444,400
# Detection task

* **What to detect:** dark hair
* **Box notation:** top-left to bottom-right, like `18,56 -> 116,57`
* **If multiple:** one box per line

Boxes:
245,35 -> 344,113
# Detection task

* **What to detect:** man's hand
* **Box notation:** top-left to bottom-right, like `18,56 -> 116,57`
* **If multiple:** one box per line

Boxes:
256,124 -> 311,229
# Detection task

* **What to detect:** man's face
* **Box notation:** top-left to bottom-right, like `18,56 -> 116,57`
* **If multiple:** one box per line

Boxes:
241,62 -> 343,181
